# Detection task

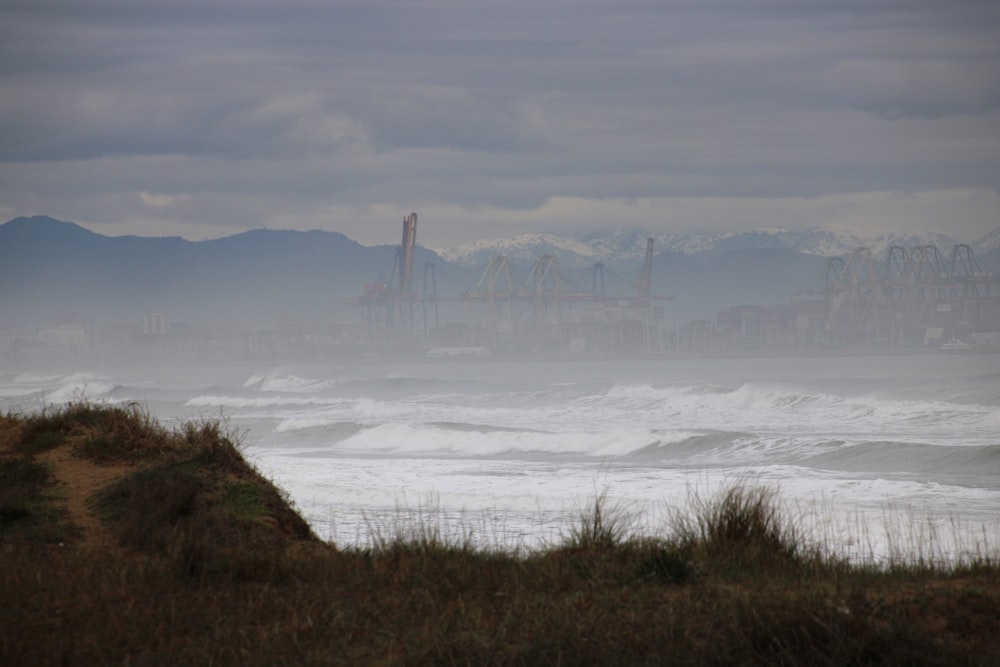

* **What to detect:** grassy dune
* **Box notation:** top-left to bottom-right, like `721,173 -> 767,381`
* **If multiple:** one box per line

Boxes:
2,403 -> 999,665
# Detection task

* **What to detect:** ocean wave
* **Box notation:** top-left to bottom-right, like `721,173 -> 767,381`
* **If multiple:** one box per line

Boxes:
600,382 -> 827,413
273,419 -> 370,439
242,373 -> 335,393
187,394 -> 349,409
208,379 -> 1000,447
332,423 -> 705,458
596,382 -> 996,438
802,441 -> 1000,476
627,430 -> 753,460
44,376 -> 118,403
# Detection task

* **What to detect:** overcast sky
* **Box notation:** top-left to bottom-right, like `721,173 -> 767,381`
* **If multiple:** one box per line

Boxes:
2,0 -> 999,247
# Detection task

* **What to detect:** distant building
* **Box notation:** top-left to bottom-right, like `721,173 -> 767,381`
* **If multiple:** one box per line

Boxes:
37,324 -> 89,348
143,313 -> 170,336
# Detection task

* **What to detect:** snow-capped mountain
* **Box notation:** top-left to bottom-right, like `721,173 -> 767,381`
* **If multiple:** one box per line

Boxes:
434,226 -> 995,268
434,233 -> 600,266
974,226 -> 1000,256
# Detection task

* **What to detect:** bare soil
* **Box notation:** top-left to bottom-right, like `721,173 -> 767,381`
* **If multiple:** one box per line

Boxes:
38,445 -> 133,547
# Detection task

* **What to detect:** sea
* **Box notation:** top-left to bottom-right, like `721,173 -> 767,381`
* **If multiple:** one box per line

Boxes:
3,353 -> 998,563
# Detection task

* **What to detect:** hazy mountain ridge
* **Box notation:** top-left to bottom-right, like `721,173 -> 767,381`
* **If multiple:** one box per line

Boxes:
0,216 -> 432,328
436,226 -> 997,268
435,233 -> 601,266
974,226 -> 1000,255
2,216 -> 995,330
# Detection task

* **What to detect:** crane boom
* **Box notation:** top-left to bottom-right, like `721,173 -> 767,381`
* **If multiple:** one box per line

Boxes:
639,238 -> 654,299
398,212 -> 418,294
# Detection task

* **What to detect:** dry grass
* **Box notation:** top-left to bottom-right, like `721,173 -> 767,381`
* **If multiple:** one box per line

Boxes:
2,402 -> 999,665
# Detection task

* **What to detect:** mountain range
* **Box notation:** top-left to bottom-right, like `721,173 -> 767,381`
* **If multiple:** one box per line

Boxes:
2,216 -> 998,331
435,226 -> 997,267
0,216 -> 462,330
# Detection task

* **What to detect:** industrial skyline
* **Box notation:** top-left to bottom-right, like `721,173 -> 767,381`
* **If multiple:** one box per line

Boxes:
4,215 -> 996,360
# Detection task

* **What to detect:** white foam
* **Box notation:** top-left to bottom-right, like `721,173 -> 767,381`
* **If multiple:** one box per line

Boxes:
596,382 -> 997,446
46,376 -> 116,403
333,423 -> 699,457
239,379 -> 1000,449
0,387 -> 41,398
275,416 -> 338,432
242,372 -> 335,392
186,395 -> 345,409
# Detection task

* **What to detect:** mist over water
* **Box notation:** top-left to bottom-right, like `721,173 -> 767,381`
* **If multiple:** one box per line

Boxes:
3,354 -> 998,561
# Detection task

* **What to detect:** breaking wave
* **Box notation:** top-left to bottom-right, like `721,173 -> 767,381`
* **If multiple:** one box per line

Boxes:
330,423 -> 705,458
0,372 -> 118,403
803,442 -> 1000,476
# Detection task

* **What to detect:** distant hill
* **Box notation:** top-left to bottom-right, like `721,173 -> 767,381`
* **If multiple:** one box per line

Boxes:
0,216 -> 453,329
6,215 -> 991,330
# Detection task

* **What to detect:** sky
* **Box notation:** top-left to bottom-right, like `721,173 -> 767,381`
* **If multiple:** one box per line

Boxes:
1,0 -> 999,248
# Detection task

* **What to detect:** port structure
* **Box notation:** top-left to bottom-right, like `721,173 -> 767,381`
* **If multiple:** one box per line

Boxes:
348,212 -> 427,336
351,220 -> 674,353
350,216 -> 999,354
460,239 -> 673,353
461,254 -> 598,339
824,243 -> 996,347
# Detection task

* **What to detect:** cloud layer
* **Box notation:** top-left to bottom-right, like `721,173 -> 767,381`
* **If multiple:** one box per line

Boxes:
2,0 -> 998,245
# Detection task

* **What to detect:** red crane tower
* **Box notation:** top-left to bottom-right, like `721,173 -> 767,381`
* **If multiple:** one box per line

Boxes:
638,237 -> 654,300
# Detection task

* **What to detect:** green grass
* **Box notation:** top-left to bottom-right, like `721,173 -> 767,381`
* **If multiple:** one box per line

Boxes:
0,448 -> 79,545
1,402 -> 998,665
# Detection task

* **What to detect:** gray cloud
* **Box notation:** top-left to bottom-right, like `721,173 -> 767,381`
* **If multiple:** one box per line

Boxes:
1,1 -> 998,245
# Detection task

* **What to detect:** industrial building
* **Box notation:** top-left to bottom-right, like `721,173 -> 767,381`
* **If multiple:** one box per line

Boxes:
348,215 -> 672,355
350,215 -> 1000,356
822,245 -> 998,350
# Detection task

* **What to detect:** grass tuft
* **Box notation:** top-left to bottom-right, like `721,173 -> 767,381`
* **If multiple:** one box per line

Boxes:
94,466 -> 204,550
562,492 -> 632,551
0,453 -> 78,545
672,484 -> 811,579
636,543 -> 696,584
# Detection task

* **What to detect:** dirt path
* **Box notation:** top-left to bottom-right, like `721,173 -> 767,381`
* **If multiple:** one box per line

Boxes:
39,446 -> 133,547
